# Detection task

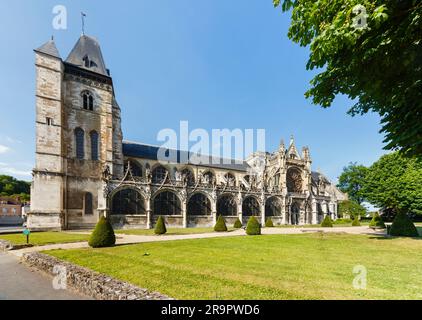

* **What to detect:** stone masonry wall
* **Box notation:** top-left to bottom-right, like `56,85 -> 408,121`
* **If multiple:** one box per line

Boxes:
22,252 -> 172,300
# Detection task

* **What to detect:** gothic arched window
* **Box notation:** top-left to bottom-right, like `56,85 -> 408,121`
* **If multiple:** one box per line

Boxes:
75,128 -> 85,160
286,168 -> 303,193
242,197 -> 260,216
124,160 -> 142,177
84,192 -> 93,215
153,191 -> 181,216
82,91 -> 94,111
224,173 -> 236,187
152,166 -> 168,184
90,131 -> 99,161
111,189 -> 145,215
182,168 -> 195,186
217,194 -> 237,216
188,193 -> 211,216
202,171 -> 214,185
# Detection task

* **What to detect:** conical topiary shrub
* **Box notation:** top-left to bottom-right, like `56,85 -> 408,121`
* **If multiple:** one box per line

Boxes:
369,212 -> 386,229
154,216 -> 167,235
389,212 -> 419,237
214,215 -> 228,232
265,218 -> 274,228
246,216 -> 261,235
89,216 -> 116,248
352,216 -> 361,226
233,218 -> 242,229
321,215 -> 333,228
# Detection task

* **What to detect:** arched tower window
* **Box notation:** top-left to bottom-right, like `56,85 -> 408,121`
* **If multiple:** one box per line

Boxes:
90,131 -> 99,161
75,128 -> 85,160
84,193 -> 93,215
82,91 -> 94,111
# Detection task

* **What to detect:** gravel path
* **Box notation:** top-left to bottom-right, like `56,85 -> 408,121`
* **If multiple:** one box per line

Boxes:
9,226 -> 384,257
0,253 -> 89,300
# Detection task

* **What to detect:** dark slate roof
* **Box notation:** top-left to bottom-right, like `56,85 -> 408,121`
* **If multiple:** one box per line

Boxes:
35,39 -> 61,59
65,35 -> 109,76
311,171 -> 322,183
123,141 -> 249,172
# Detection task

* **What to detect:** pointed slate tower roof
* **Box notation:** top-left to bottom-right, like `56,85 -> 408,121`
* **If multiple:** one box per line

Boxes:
35,39 -> 61,59
65,35 -> 109,76
287,135 -> 301,160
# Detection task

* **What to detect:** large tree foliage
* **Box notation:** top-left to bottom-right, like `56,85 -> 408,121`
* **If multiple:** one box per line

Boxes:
337,163 -> 368,204
274,0 -> 422,156
363,152 -> 422,215
338,200 -> 367,219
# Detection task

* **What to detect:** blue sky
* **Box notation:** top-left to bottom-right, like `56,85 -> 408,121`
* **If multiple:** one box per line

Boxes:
0,0 -> 386,183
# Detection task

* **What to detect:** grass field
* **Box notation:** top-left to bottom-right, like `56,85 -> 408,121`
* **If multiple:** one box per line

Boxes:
0,232 -> 89,246
46,233 -> 422,300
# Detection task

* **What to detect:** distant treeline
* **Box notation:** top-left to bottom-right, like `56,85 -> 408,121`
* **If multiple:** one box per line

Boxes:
0,175 -> 30,201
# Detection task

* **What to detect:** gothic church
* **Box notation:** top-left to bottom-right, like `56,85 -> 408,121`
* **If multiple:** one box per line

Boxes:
29,35 -> 346,230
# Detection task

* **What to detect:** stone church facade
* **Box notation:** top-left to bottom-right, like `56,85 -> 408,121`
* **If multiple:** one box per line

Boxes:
29,35 -> 347,231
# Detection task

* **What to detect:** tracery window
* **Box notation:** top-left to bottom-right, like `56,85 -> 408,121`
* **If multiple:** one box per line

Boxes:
153,191 -> 181,216
111,189 -> 145,215
187,193 -> 211,216
217,194 -> 237,216
242,197 -> 260,216
152,166 -> 168,184
286,168 -> 303,193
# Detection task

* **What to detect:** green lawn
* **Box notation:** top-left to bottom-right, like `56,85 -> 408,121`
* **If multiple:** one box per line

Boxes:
46,233 -> 422,300
0,232 -> 89,246
116,227 -> 235,236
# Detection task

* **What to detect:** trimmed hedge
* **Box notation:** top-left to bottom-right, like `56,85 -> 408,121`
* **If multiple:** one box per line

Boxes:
233,218 -> 242,229
352,216 -> 361,227
265,218 -> 274,228
214,215 -> 228,232
321,215 -> 333,228
369,212 -> 386,229
89,216 -> 116,248
389,212 -> 419,237
154,216 -> 167,235
246,216 -> 261,235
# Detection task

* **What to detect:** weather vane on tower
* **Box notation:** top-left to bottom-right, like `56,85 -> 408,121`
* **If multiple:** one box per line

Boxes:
81,12 -> 87,35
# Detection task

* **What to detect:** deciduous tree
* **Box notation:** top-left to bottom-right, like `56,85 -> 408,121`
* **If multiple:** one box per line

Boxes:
274,0 -> 422,156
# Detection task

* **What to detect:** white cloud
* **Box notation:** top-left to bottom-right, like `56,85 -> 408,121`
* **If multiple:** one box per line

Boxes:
5,136 -> 22,144
0,163 -> 32,178
0,145 -> 11,154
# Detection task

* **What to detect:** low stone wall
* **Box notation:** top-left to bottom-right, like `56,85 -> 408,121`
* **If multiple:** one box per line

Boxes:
0,240 -> 13,252
22,252 -> 173,300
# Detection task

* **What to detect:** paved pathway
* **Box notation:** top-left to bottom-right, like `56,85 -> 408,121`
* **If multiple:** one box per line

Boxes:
9,226 -> 384,257
0,253 -> 89,300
